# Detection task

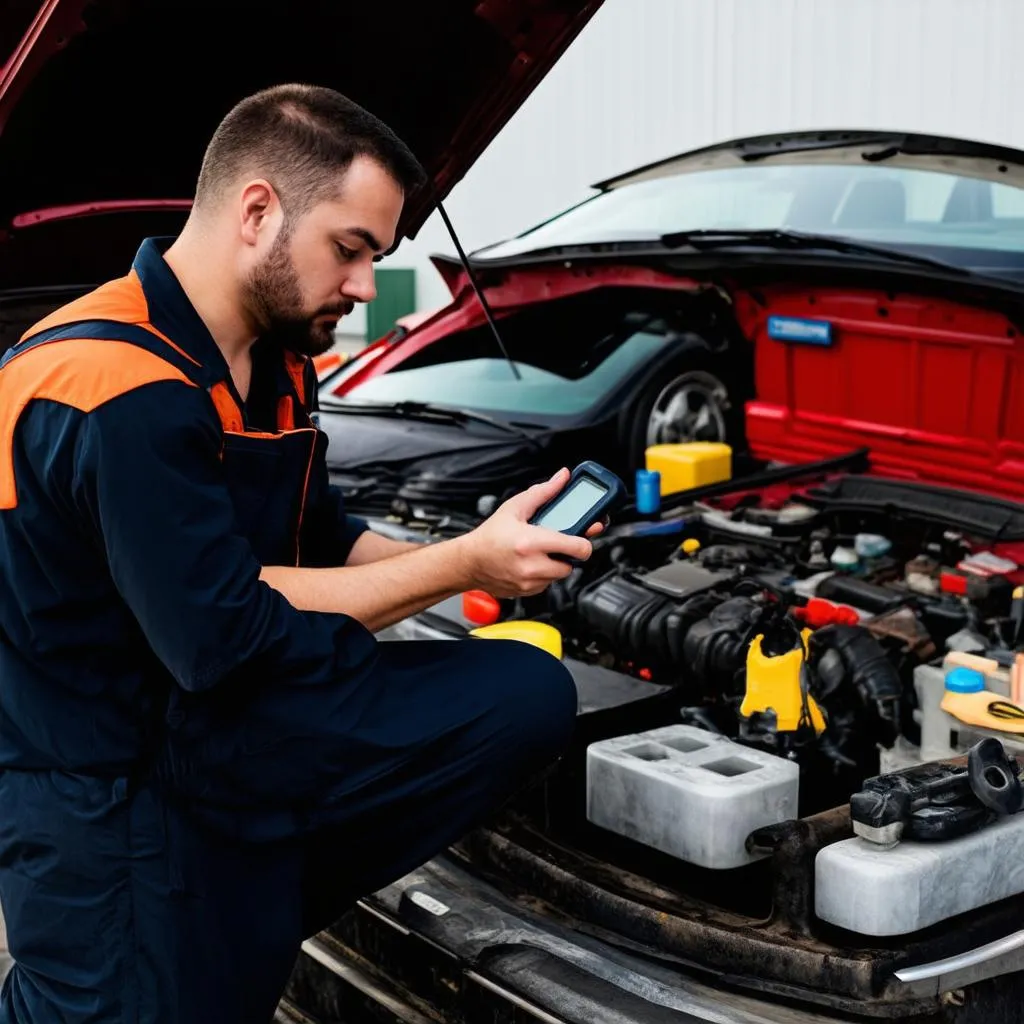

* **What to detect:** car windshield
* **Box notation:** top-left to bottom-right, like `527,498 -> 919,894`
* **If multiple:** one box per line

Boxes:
474,162 -> 1024,273
325,292 -> 683,419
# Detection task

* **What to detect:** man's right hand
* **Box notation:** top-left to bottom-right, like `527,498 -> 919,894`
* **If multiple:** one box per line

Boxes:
261,468 -> 602,633
453,468 -> 595,598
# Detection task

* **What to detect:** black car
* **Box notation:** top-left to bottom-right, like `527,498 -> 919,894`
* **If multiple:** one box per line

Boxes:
318,128 -> 1024,530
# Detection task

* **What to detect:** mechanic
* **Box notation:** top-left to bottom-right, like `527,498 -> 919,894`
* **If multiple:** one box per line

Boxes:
0,84 -> 597,1024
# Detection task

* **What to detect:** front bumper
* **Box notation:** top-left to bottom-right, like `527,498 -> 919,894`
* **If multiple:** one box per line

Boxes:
283,854 -> 854,1024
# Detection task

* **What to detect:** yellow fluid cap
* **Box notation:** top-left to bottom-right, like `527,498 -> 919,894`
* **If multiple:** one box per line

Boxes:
645,442 -> 732,495
469,620 -> 563,660
681,539 -> 701,555
1015,586 -> 1024,600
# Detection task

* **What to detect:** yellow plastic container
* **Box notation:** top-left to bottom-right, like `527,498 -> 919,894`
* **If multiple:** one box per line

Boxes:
741,631 -> 826,734
469,621 -> 563,660
645,442 -> 732,495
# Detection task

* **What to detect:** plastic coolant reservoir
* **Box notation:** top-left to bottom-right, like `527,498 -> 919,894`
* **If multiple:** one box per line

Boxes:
644,442 -> 732,495
586,724 -> 799,869
468,620 -> 563,660
816,811 -> 1024,936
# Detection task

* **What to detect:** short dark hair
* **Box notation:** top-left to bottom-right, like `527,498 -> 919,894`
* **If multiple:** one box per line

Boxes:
193,83 -> 426,216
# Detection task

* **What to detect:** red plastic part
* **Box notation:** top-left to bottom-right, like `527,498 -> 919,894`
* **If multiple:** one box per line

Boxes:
733,284 -> 1024,501
940,571 -> 970,596
462,590 -> 501,626
794,597 -> 859,628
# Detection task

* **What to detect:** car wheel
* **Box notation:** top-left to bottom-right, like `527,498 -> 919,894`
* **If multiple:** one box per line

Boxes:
644,369 -> 730,447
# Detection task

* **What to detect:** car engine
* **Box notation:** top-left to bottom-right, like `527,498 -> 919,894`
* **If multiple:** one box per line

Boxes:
516,473 -> 1024,813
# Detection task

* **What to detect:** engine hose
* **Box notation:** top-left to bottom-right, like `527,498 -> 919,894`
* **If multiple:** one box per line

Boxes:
809,624 -> 902,747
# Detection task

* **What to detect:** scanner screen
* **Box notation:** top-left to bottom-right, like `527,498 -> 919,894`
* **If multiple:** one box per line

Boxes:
534,477 -> 606,532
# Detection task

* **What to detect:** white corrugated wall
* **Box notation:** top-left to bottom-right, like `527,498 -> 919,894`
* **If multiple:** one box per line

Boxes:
347,0 -> 1024,335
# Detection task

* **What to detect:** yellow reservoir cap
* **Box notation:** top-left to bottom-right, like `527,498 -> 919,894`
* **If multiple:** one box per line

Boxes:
681,539 -> 701,555
469,620 -> 563,660
645,442 -> 732,495
741,632 -> 826,734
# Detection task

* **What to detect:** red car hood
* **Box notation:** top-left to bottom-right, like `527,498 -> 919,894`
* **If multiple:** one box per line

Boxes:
0,0 -> 602,286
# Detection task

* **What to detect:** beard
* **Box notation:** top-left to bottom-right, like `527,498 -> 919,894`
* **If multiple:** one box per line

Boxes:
242,226 -> 353,357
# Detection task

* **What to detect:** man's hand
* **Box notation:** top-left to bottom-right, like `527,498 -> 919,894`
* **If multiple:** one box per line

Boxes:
261,467 -> 604,632
453,468 -> 600,598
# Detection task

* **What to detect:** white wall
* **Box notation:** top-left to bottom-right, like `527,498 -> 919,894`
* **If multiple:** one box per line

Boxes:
347,0 -> 1024,337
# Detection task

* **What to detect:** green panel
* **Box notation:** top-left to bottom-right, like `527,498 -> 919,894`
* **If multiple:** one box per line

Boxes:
365,267 -> 416,341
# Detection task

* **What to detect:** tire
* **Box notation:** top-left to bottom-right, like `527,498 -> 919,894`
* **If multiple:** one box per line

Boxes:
621,357 -> 741,473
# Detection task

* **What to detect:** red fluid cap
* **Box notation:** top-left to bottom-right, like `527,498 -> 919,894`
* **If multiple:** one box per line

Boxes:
940,571 -> 969,597
462,590 -> 502,626
796,597 -> 859,628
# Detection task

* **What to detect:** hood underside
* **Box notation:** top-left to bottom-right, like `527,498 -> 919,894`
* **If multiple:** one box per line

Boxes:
0,0 -> 603,241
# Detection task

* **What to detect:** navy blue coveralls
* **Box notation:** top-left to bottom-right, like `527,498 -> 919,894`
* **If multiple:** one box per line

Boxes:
0,237 -> 576,1023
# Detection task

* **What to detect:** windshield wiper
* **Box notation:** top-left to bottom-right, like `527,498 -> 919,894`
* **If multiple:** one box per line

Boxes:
659,228 -> 974,277
317,399 -> 545,442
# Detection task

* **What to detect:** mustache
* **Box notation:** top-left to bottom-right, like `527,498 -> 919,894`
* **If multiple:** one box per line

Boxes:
318,301 -> 355,318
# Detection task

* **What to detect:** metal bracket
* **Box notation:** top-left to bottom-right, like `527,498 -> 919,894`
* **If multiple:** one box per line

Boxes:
894,929 -> 1024,996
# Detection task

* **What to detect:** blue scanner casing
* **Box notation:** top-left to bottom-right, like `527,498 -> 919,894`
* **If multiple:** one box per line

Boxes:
529,460 -> 626,538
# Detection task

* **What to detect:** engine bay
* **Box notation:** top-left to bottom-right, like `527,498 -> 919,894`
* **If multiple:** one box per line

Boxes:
363,461 -> 1024,1015
542,470 -> 1024,811
391,462 -> 1024,822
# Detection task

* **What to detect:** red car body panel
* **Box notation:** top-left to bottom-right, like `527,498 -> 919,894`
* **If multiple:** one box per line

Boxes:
736,283 -> 1024,500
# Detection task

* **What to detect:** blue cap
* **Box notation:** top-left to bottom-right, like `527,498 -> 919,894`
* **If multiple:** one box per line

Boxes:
635,469 -> 661,515
945,667 -> 986,693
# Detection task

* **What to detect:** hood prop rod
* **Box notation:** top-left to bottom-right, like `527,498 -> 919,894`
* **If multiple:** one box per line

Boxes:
436,200 -> 522,381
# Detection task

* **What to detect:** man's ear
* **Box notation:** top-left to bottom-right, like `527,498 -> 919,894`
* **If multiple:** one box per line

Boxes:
238,180 -> 278,246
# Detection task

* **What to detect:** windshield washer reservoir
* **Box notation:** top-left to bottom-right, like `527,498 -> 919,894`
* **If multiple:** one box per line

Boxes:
816,810 -> 1024,936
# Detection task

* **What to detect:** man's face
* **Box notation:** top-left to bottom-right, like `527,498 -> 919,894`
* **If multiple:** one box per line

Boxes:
242,155 -> 404,356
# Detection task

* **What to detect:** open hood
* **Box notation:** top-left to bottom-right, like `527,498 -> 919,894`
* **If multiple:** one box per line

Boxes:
450,129 -> 1024,270
595,129 -> 1024,192
0,0 -> 603,266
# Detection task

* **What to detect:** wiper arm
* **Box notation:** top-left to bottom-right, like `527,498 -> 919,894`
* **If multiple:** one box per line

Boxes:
318,399 -> 544,442
659,228 -> 973,277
